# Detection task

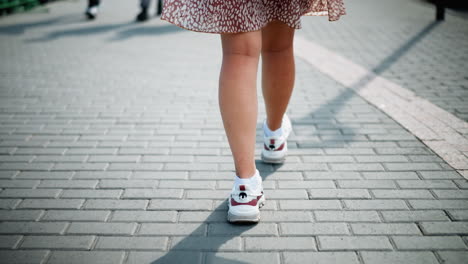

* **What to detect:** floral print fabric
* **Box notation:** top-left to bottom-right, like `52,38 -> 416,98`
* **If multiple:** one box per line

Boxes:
161,0 -> 346,34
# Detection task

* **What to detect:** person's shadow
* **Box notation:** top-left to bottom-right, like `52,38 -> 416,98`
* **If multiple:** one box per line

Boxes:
149,161 -> 279,264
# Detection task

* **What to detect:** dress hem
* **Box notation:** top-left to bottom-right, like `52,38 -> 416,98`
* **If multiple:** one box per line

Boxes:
161,11 -> 341,35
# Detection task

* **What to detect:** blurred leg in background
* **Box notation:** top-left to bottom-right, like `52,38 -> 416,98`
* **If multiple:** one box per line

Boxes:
136,0 -> 163,22
136,0 -> 150,22
85,0 -> 100,20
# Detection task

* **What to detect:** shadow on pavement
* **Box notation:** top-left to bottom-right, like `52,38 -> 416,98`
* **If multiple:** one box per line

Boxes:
295,20 -> 442,146
0,14 -> 81,35
26,22 -> 133,42
150,162 -> 278,264
108,24 -> 185,41
26,22 -> 184,42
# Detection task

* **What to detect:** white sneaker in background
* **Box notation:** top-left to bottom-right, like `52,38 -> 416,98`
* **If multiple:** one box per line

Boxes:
261,114 -> 292,164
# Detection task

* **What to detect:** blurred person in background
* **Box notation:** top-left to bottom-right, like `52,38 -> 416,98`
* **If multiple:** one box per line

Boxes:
136,0 -> 163,22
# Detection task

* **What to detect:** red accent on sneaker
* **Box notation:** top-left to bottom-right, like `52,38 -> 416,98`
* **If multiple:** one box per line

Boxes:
230,193 -> 263,206
275,142 -> 285,151
239,185 -> 245,191
270,139 -> 275,145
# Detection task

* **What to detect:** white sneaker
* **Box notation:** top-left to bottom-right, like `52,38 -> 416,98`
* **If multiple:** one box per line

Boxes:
227,173 -> 265,223
85,6 -> 99,19
261,114 -> 292,164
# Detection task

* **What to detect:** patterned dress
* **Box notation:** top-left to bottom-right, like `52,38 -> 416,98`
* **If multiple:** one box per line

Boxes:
161,0 -> 346,34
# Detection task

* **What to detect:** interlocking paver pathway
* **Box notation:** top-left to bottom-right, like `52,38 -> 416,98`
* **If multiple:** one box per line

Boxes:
0,0 -> 467,263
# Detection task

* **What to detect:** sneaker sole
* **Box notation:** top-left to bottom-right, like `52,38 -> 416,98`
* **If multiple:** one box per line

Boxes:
227,196 -> 265,223
261,152 -> 286,164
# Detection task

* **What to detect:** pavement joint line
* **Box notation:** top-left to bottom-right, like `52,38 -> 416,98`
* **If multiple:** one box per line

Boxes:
294,35 -> 468,179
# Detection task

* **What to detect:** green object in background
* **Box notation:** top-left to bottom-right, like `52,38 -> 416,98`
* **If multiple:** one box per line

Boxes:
0,0 -> 41,15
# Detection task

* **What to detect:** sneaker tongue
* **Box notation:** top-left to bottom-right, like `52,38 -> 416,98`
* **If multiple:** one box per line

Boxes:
239,185 -> 246,191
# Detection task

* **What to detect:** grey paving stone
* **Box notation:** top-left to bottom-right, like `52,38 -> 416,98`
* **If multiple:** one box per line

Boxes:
318,236 -> 392,250
437,251 -> 468,264
20,235 -> 95,249
127,251 -> 202,264
148,199 -> 212,210
258,211 -> 313,222
139,223 -> 205,235
419,171 -> 464,179
409,200 -> 468,209
73,171 -> 130,179
302,155 -> 355,163
15,171 -> 73,180
330,163 -> 384,171
133,171 -> 188,180
282,252 -> 360,264
52,163 -> 107,171
278,180 -> 335,189
184,190 -> 230,199
0,222 -> 67,235
354,155 -> 408,162
0,210 -> 43,221
0,163 -> 52,171
308,189 -> 371,199
314,211 -> 381,222
208,223 -> 278,236
122,189 -> 183,199
47,251 -> 125,264
206,252 -> 280,264
170,236 -> 242,251
41,210 -> 110,222
178,211 -> 227,223
0,171 -> 16,179
419,222 -> 468,235
447,210 -> 468,221
280,223 -> 349,235
18,199 -> 80,210
37,180 -> 98,189
107,163 -> 164,171
361,172 -> 419,180
0,189 -> 61,198
381,210 -> 450,222
344,200 -> 408,210
0,199 -> 20,209
0,180 -> 39,188
396,180 -> 458,189
280,200 -> 342,210
265,189 -> 310,199
351,223 -> 421,235
61,189 -> 122,199
0,236 -> 22,249
111,211 -> 177,222
99,180 -> 158,189
360,252 -> 439,264
371,190 -> 434,199
95,236 -> 168,250
384,163 -> 443,171
392,236 -> 467,250
454,179 -> 468,189
0,250 -> 48,264
158,180 -> 216,189
433,190 -> 468,199
67,222 -> 136,235
337,180 -> 396,189
245,237 -> 316,251
84,199 -> 148,210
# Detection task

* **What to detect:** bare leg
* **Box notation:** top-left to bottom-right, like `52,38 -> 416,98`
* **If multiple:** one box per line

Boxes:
261,20 -> 296,131
219,31 -> 262,179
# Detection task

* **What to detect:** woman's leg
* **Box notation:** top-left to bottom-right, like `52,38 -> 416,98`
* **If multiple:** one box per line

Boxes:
219,31 -> 262,179
261,21 -> 296,131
